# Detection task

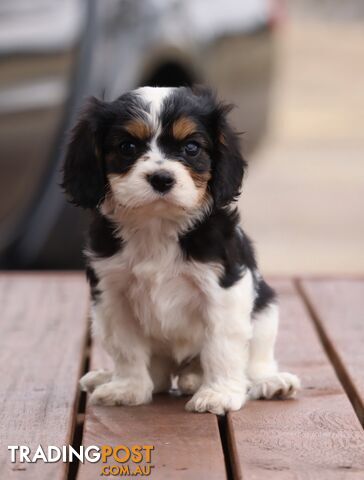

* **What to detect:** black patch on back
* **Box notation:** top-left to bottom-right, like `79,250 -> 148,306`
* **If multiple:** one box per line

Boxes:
179,207 -> 256,288
253,278 -> 276,314
179,206 -> 276,310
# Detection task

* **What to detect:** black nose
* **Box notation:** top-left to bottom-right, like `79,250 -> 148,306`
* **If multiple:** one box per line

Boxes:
147,171 -> 175,193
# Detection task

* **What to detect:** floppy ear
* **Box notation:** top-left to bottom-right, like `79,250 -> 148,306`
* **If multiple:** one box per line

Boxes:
62,97 -> 109,209
209,104 -> 247,208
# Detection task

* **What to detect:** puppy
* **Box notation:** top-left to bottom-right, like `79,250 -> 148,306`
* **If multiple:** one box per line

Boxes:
62,86 -> 299,414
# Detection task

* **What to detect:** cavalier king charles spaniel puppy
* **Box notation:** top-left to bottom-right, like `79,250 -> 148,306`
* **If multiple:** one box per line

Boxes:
62,86 -> 299,414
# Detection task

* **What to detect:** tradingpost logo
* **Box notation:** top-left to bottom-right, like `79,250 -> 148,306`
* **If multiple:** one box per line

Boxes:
8,444 -> 155,476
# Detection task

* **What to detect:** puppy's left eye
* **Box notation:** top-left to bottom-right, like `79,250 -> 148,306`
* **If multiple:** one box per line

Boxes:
120,141 -> 137,155
184,141 -> 200,157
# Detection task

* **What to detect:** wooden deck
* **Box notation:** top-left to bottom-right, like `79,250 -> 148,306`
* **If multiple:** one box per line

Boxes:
0,273 -> 363,479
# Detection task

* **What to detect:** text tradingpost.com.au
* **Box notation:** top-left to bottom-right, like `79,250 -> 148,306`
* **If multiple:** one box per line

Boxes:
8,444 -> 155,477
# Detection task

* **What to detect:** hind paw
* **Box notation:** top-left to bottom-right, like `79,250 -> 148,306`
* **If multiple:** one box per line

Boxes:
80,370 -> 112,393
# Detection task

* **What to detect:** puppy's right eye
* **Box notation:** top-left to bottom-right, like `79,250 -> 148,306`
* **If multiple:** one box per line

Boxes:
184,141 -> 200,157
120,141 -> 137,155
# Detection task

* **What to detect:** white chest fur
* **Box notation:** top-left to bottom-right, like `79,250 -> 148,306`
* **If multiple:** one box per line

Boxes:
124,236 -> 205,340
89,219 -> 224,360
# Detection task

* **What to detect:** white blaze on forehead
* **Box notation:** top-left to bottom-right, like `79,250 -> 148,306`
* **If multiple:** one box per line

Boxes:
134,87 -> 175,163
134,86 -> 175,131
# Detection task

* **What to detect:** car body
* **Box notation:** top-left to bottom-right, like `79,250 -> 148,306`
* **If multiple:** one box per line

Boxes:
0,0 -> 278,268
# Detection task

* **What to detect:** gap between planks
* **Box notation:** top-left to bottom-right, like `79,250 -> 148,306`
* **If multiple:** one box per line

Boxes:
67,328 -> 92,480
296,279 -> 364,427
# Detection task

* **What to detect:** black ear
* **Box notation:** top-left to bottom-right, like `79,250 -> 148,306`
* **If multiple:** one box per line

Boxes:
209,104 -> 247,208
62,97 -> 110,209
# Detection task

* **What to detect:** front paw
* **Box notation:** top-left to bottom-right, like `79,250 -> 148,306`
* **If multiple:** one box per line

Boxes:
249,372 -> 300,400
90,380 -> 153,406
185,386 -> 247,415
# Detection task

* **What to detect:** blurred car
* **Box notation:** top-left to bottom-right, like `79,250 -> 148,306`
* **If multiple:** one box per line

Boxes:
0,0 -> 279,269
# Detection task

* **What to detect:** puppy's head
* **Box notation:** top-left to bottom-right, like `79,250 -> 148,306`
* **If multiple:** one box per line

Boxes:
62,86 -> 246,216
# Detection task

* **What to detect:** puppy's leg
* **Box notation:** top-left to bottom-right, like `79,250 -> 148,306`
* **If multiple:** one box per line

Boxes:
248,303 -> 300,400
88,294 -> 153,406
186,273 -> 253,415
178,356 -> 203,395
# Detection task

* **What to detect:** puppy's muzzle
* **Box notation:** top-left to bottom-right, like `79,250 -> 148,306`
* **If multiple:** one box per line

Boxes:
147,170 -> 175,194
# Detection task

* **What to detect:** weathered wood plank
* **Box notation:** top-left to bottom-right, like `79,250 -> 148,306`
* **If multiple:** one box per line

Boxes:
227,279 -> 364,479
77,342 -> 226,480
299,279 -> 364,425
0,273 -> 89,480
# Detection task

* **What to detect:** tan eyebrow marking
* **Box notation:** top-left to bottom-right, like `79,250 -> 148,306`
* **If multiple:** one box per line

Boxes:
172,117 -> 198,140
124,119 -> 151,140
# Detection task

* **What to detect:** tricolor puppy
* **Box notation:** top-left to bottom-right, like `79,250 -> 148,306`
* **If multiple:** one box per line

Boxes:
62,86 -> 300,414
